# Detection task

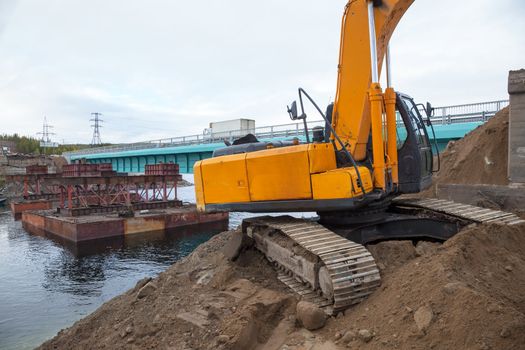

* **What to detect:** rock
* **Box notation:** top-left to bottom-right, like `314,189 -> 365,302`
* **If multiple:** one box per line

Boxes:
125,325 -> 133,334
415,241 -> 440,257
443,282 -> 462,295
196,270 -> 214,285
232,317 -> 258,349
137,281 -> 158,299
500,328 -> 511,338
358,329 -> 373,343
296,301 -> 327,331
217,335 -> 229,344
334,331 -> 342,340
153,314 -> 161,325
504,265 -> 513,272
134,277 -> 152,291
414,306 -> 434,332
221,230 -> 252,261
341,330 -> 356,343
479,341 -> 491,350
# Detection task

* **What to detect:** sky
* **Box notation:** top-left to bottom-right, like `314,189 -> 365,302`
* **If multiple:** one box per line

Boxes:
0,0 -> 523,144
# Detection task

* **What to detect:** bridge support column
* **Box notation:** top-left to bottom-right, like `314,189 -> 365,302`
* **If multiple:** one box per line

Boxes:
508,69 -> 525,183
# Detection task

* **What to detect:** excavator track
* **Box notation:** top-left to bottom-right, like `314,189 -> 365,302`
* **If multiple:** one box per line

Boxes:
394,198 -> 525,226
243,216 -> 381,315
242,200 -> 523,315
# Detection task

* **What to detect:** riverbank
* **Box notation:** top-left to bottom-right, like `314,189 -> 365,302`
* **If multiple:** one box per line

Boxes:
38,222 -> 525,350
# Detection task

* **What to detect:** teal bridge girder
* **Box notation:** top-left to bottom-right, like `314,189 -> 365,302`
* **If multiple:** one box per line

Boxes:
65,99 -> 508,174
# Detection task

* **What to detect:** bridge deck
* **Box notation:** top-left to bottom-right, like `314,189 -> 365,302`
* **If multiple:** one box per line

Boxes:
64,99 -> 508,174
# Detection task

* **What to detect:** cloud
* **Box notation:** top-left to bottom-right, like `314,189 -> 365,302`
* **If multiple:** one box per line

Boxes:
0,0 -> 523,144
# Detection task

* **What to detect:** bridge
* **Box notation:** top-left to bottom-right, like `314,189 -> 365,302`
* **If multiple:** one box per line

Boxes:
64,99 -> 509,174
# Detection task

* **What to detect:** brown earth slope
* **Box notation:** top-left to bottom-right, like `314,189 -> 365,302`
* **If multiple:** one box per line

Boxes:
40,222 -> 525,350
433,107 -> 509,187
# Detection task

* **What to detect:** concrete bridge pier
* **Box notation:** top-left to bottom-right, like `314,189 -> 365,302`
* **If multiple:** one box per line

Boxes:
508,69 -> 525,184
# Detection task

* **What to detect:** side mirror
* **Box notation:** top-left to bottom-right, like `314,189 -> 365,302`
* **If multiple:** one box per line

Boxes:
287,101 -> 299,120
426,102 -> 434,118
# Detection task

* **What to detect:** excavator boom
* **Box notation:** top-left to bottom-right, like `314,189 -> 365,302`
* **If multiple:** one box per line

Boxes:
333,0 -> 414,161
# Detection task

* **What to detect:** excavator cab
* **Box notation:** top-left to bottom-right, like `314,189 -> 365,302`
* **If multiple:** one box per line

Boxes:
394,93 -> 434,193
321,92 -> 434,195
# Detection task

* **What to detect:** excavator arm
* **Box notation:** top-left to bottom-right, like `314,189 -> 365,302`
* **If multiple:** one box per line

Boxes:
333,0 -> 414,161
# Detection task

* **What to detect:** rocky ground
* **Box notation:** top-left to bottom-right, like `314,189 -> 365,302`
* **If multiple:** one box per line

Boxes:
39,221 -> 525,350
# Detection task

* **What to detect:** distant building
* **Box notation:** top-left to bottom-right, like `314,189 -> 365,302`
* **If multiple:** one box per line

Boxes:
0,141 -> 17,154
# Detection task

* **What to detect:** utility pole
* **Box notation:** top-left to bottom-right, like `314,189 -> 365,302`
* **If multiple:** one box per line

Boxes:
37,116 -> 55,155
90,112 -> 103,146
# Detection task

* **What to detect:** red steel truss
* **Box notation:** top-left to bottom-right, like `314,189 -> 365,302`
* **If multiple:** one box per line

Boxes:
6,164 -> 182,211
54,175 -> 180,209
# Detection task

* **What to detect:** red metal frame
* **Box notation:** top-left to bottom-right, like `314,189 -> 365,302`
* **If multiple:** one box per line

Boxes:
56,176 -> 180,210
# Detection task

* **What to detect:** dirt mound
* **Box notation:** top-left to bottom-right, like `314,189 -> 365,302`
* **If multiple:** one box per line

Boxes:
39,223 -> 525,350
38,231 -> 295,350
433,107 -> 509,187
320,223 -> 525,350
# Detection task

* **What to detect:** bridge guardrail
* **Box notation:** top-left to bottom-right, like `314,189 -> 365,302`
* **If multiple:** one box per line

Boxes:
64,99 -> 509,158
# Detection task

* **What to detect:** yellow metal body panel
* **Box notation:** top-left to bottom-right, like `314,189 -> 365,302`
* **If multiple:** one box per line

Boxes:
195,142 -> 348,208
198,153 -> 250,204
193,160 -> 206,211
307,143 -> 336,174
246,144 -> 312,201
311,167 -> 373,200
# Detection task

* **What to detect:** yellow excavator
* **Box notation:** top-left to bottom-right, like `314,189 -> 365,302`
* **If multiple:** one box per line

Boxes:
193,0 -> 524,314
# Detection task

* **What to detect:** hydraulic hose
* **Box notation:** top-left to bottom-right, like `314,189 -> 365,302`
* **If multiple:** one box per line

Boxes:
298,88 -> 368,196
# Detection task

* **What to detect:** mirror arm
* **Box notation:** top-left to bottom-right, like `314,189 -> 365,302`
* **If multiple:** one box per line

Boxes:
298,89 -> 310,143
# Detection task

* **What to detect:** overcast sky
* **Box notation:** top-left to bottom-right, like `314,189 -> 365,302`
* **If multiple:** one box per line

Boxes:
0,0 -> 523,144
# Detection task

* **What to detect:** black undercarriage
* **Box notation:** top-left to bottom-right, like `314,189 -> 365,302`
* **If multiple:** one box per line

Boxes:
320,200 -> 469,245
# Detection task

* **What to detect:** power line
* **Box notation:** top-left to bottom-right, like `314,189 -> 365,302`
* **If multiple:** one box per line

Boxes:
90,112 -> 103,145
37,116 -> 56,154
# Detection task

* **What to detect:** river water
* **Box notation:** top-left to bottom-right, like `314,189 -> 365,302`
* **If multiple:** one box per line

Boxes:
0,176 -> 214,349
0,175 -> 313,350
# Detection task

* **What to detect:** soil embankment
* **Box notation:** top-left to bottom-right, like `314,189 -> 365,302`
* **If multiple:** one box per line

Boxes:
432,107 -> 510,188
39,222 -> 525,350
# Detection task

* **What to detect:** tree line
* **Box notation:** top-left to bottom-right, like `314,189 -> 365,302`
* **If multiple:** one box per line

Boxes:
0,134 -> 109,155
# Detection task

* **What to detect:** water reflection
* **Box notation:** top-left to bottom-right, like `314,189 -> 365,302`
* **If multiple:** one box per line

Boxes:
0,208 -> 225,350
0,174 -> 309,350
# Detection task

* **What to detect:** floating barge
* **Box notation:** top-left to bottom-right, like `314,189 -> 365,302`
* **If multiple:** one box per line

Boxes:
22,205 -> 228,243
11,198 -> 55,220
10,162 -> 229,243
